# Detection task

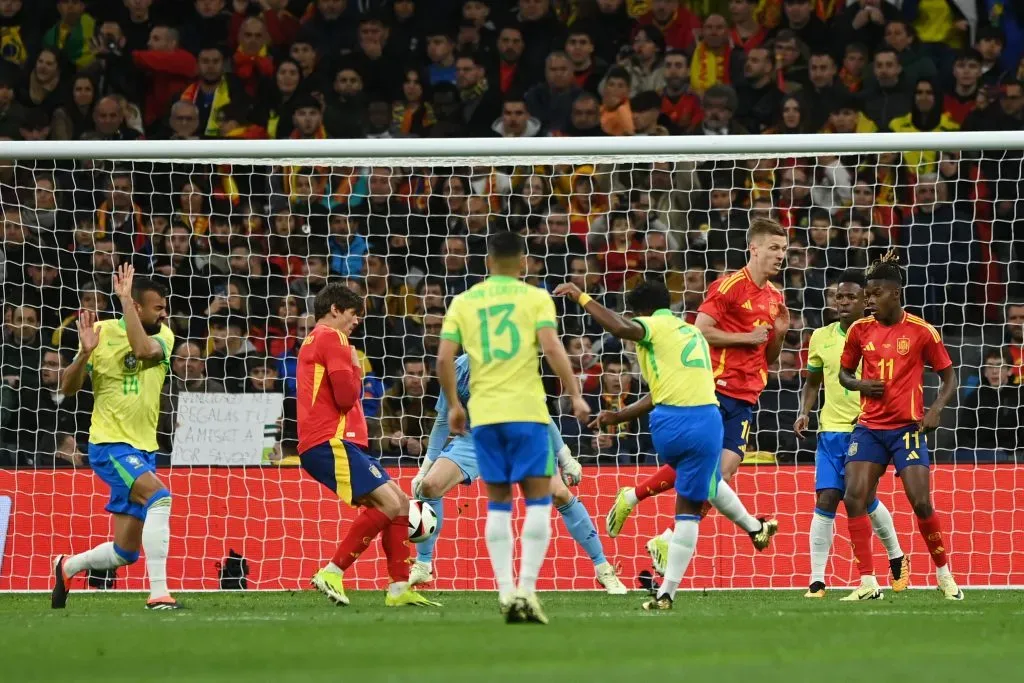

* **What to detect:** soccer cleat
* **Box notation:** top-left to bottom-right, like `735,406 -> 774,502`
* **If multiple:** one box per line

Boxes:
520,592 -> 549,625
839,578 -> 884,601
145,597 -> 183,610
501,597 -> 526,623
890,555 -> 910,592
51,555 -> 70,610
642,594 -> 673,611
938,575 -> 964,601
311,567 -> 350,606
804,581 -> 826,598
384,588 -> 442,607
605,487 -> 636,538
749,517 -> 779,551
409,561 -> 434,587
596,562 -> 628,595
646,530 -> 670,577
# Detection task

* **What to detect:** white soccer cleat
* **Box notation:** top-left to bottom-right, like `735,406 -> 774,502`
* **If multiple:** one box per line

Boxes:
409,561 -> 434,587
938,574 -> 965,601
596,562 -> 628,595
839,577 -> 884,602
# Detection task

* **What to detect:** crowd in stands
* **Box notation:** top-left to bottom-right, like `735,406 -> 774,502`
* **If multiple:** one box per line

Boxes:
1,0 -> 1023,468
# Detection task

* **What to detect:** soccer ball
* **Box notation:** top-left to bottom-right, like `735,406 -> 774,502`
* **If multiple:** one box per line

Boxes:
408,500 -> 438,543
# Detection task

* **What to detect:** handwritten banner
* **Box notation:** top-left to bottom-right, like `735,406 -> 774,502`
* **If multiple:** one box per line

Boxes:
171,393 -> 283,466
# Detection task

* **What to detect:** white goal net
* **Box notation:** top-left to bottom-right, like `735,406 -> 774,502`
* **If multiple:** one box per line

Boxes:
1,135 -> 1022,591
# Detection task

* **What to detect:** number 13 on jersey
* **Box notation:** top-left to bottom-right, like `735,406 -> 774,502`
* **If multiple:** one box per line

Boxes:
477,304 -> 520,363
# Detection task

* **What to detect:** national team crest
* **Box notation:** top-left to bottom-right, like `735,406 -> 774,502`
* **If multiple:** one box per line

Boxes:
769,301 -> 779,318
847,442 -> 858,457
123,353 -> 139,373
369,465 -> 382,479
896,337 -> 911,356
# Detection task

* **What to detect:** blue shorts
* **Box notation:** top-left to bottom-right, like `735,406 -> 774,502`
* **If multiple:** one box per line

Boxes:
89,443 -> 158,521
300,439 -> 391,505
650,404 -> 723,503
471,422 -> 553,485
815,432 -> 851,493
436,436 -> 479,485
846,424 -> 930,474
717,393 -> 754,457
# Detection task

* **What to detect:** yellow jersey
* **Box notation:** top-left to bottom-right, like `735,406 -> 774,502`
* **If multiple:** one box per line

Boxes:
85,319 -> 174,451
634,309 -> 718,408
440,275 -> 556,425
806,321 -> 860,433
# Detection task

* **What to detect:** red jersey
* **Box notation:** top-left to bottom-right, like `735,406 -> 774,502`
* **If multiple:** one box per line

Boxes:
841,312 -> 953,429
698,268 -> 786,404
296,325 -> 368,453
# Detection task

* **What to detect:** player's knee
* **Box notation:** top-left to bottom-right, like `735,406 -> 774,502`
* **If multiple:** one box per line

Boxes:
419,478 -> 444,500
816,490 -> 842,514
911,500 -> 934,519
550,485 -> 572,508
843,490 -> 867,515
113,543 -> 139,567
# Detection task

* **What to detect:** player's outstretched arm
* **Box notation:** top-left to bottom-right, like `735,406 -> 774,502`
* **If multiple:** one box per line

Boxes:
62,310 -> 99,396
695,312 -> 769,348
113,264 -> 164,361
538,327 -> 590,423
552,283 -> 645,342
794,370 -> 823,438
589,394 -> 654,429
920,365 -> 958,432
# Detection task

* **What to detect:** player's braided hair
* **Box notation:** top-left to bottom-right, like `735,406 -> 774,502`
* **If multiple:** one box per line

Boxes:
865,248 -> 903,285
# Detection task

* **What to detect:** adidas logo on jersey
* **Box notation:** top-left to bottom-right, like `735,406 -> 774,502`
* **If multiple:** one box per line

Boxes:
742,300 -> 753,310
863,342 -> 876,351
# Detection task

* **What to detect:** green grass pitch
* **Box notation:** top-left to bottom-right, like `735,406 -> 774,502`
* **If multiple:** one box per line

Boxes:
3,590 -> 1022,682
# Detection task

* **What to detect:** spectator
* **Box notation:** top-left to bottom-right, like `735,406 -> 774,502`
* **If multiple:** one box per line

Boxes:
152,223 -> 210,319
50,74 -> 95,140
495,24 -> 535,95
958,348 -> 1023,453
975,26 -> 1005,84
525,51 -> 581,134
696,84 -> 747,135
660,49 -> 702,132
736,46 -> 783,133
180,46 -> 247,138
512,0 -> 566,81
963,79 -> 1024,131
289,254 -> 331,314
889,79 -> 960,172
132,26 -> 198,132
322,65 -> 367,138
43,0 -> 95,70
599,65 -> 633,134
764,92 -> 814,133
775,0 -> 829,54
556,91 -> 603,136
0,0 -> 38,68
243,356 -> 282,394
689,14 -> 742,95
0,66 -> 25,137
729,0 -> 768,53
206,314 -> 254,393
834,0 -> 900,53
90,94 -> 142,140
424,26 -> 457,86
376,356 -> 435,459
157,340 -> 226,453
454,50 -> 501,136
636,0 -> 701,52
804,51 -> 843,130
18,47 -> 67,117
1005,301 -> 1024,380
822,90 -> 877,133
1,303 -> 41,389
862,47 -> 913,128
391,67 -> 435,137
492,93 -> 541,137
839,41 -> 870,93
944,49 -> 982,125
565,27 -> 606,94
622,24 -> 666,95
583,354 -> 643,463
167,100 -> 200,139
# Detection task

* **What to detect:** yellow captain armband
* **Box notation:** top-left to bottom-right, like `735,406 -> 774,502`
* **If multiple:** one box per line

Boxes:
577,293 -> 593,307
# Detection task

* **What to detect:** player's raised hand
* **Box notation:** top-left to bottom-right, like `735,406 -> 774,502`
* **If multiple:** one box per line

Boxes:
571,395 -> 591,424
793,413 -> 811,438
748,325 -> 771,345
858,379 -> 886,398
448,403 -> 468,435
588,410 -> 619,430
553,282 -> 583,302
112,263 -> 135,301
77,309 -> 100,355
774,306 -> 791,336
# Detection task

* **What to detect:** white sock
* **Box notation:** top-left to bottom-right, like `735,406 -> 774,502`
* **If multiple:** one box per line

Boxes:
388,581 -> 409,597
142,497 -> 172,600
809,511 -> 835,584
63,541 -> 133,577
658,516 -> 699,600
710,480 -> 761,533
324,561 -> 342,575
624,488 -> 640,506
485,506 -> 515,601
936,564 -> 952,581
519,500 -> 552,594
868,500 -> 903,560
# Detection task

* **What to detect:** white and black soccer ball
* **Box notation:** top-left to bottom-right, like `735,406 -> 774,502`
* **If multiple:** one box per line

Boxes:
408,500 -> 438,543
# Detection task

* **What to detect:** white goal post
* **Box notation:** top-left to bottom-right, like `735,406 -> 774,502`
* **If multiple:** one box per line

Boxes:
1,132 -> 1021,592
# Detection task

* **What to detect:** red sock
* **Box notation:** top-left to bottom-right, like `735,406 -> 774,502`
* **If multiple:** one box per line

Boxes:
332,507 -> 391,572
847,514 -> 875,577
916,513 -> 949,568
382,515 -> 411,583
635,464 -> 676,502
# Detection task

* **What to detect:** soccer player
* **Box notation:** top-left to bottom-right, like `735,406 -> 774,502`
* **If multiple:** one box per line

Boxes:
409,353 -> 628,595
301,283 -> 438,608
793,271 -> 909,598
437,231 -> 590,624
603,218 -> 789,545
52,265 -> 179,610
554,279 -> 724,610
838,251 -> 963,601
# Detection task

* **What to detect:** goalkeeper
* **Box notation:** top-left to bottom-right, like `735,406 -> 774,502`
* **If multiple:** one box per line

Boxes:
409,353 -> 627,595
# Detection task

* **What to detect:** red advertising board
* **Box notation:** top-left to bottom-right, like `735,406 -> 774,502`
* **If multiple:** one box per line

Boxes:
1,465 -> 1021,591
